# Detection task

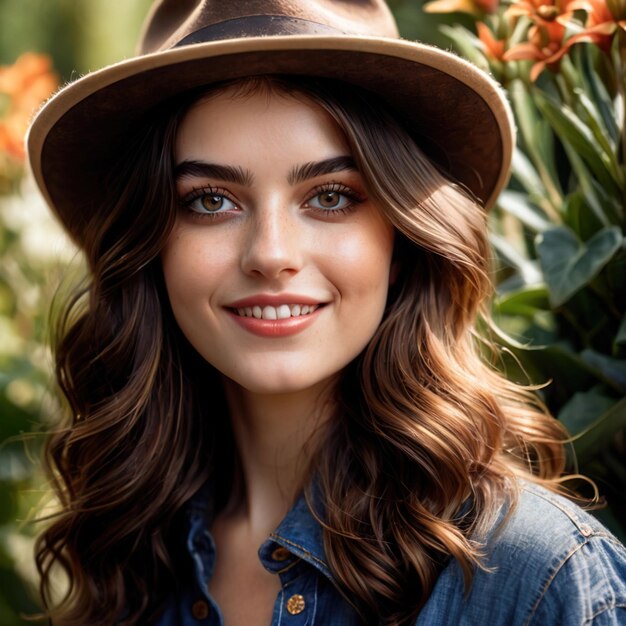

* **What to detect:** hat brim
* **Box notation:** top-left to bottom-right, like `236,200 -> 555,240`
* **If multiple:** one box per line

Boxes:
27,35 -> 514,246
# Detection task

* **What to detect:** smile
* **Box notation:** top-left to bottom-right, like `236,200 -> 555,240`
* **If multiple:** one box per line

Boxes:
234,304 -> 320,320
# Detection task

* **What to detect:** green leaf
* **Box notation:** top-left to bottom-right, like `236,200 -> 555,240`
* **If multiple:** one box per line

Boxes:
534,91 -> 622,195
536,226 -> 622,307
509,80 -> 562,209
580,350 -> 626,393
560,391 -> 626,463
573,87 -> 624,190
558,385 -> 617,437
490,234 -> 543,286
440,25 -> 490,72
510,148 -> 544,195
562,191 -> 605,241
575,43 -> 620,146
616,313 -> 626,348
494,286 -> 550,317
496,190 -> 551,233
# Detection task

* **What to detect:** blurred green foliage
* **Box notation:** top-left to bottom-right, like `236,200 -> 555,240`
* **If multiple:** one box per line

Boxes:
0,2 -> 152,622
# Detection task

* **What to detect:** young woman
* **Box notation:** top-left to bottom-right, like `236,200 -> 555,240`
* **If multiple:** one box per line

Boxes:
27,1 -> 626,625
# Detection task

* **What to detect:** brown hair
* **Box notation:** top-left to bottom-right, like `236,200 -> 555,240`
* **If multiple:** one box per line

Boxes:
36,76 -> 568,625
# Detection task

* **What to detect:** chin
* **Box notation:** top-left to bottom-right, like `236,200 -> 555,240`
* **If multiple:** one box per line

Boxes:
222,365 -> 338,397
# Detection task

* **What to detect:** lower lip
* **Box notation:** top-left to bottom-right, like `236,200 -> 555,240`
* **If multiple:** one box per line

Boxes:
226,307 -> 322,337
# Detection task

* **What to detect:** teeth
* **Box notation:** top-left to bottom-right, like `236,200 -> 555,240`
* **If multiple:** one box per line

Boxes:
234,304 -> 319,319
262,306 -> 277,320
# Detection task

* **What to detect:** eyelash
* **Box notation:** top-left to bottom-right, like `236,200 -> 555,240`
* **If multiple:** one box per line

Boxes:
178,182 -> 365,220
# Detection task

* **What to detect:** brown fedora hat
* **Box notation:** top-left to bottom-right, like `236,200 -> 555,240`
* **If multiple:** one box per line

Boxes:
27,0 -> 514,247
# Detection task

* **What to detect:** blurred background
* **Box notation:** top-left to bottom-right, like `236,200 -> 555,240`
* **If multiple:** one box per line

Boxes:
1,0 -> 624,623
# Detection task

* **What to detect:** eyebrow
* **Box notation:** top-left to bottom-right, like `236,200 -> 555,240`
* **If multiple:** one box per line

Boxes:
174,155 -> 357,187
288,156 -> 357,185
174,161 -> 254,186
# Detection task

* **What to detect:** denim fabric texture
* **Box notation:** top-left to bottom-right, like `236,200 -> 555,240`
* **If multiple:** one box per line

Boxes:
155,482 -> 626,625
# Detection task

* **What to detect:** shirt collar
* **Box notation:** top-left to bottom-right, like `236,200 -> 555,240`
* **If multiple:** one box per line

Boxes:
185,482 -> 331,580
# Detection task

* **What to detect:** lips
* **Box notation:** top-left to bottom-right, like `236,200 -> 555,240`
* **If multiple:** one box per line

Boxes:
225,295 -> 325,337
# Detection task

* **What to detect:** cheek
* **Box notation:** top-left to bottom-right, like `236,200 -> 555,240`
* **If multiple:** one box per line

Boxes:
328,223 -> 395,295
160,228 -> 229,311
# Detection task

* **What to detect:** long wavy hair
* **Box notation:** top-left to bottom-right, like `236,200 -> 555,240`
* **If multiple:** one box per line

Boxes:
36,76 -> 569,625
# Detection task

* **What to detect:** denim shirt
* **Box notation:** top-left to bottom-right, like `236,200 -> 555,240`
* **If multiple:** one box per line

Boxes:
155,482 -> 626,625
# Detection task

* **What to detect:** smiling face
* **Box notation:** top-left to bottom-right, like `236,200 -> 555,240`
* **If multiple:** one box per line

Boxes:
161,85 -> 395,396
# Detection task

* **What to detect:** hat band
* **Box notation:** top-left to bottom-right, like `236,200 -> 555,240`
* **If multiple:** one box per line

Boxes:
173,15 -> 345,48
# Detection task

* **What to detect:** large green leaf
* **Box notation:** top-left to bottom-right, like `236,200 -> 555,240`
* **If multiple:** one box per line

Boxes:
534,91 -> 622,195
494,286 -> 550,317
574,43 -> 620,146
560,141 -> 623,226
558,385 -> 618,437
490,234 -> 543,287
496,190 -> 551,233
536,226 -> 622,307
581,350 -> 626,393
509,80 -> 562,209
560,392 -> 626,464
563,191 -> 605,242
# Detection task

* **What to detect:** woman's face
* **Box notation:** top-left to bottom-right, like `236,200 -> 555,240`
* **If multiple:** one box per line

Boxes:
161,86 -> 395,395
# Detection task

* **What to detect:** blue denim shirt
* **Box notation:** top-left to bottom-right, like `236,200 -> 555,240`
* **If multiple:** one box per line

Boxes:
155,482 -> 626,625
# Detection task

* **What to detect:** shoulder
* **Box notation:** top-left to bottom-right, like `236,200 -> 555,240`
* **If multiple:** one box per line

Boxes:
417,482 -> 626,626
501,483 -> 626,624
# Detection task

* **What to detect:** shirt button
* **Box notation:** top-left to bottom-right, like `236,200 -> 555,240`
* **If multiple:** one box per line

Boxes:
191,599 -> 209,620
271,546 -> 291,561
286,594 -> 306,615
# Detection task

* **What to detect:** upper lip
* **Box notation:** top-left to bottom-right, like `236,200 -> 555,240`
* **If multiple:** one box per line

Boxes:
227,293 -> 325,308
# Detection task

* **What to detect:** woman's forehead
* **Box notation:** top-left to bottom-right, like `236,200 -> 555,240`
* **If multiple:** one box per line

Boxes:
175,86 -> 351,170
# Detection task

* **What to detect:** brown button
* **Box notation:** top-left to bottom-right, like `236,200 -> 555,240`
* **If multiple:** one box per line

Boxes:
191,599 -> 209,620
271,546 -> 291,561
286,594 -> 306,615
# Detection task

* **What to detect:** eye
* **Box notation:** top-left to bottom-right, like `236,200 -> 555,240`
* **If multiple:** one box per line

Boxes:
181,187 -> 239,215
304,184 -> 364,214
308,191 -> 351,210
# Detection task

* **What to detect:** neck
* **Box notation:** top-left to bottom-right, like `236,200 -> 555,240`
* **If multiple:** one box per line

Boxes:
220,378 -> 335,535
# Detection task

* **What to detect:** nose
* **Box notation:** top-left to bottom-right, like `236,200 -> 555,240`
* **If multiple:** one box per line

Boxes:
240,203 -> 303,279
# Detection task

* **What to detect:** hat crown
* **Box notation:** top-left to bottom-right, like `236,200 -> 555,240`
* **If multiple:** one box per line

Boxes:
140,0 -> 400,54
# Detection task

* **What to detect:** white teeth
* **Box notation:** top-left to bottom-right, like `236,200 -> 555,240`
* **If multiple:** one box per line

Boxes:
277,304 -> 291,319
262,306 -> 277,320
234,303 -> 320,318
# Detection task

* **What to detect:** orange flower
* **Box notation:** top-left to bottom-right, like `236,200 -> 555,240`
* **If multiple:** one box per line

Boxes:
504,21 -> 571,80
567,0 -> 626,52
0,53 -> 58,162
424,0 -> 499,16
506,0 -> 592,26
477,22 -> 507,60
